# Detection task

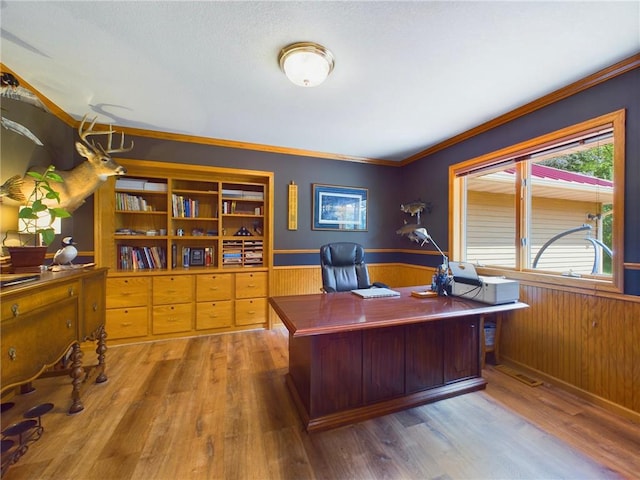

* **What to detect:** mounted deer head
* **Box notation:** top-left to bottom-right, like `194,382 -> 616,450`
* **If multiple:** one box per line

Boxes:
0,114 -> 133,212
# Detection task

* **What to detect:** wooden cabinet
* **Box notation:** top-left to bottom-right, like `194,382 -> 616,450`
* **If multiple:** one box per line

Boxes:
106,277 -> 150,340
405,321 -> 444,393
196,273 -> 233,302
1,268 -> 108,413
363,326 -> 405,403
95,159 -> 273,344
1,297 -> 78,392
444,317 -> 480,383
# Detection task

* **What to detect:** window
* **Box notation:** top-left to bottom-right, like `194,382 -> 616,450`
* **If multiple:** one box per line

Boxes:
450,110 -> 625,292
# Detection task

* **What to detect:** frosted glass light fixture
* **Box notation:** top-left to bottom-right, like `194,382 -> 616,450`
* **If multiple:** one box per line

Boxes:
278,42 -> 335,87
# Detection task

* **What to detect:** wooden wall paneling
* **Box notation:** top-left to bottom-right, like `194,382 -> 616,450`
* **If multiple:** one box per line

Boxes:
633,302 -> 640,413
501,283 -> 639,419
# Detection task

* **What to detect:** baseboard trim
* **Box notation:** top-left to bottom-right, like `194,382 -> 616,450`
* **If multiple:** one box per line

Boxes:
500,357 -> 640,424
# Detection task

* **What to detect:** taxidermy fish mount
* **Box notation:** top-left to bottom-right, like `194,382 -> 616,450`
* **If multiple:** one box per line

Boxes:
0,115 -> 133,212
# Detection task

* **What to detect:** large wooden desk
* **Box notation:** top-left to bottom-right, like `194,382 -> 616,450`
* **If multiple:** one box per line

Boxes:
269,286 -> 528,431
1,267 -> 108,413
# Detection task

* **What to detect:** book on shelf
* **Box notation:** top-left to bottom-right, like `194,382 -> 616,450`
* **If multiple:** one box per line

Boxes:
116,192 -> 153,211
172,194 -> 200,218
117,245 -> 167,270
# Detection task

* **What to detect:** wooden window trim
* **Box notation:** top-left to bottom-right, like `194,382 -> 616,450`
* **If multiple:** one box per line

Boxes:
449,109 -> 625,295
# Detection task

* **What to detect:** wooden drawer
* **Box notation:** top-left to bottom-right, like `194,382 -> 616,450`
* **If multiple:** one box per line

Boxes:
153,303 -> 192,334
106,277 -> 149,308
235,298 -> 267,326
153,276 -> 194,305
106,307 -> 148,340
196,300 -> 233,330
2,281 -> 79,321
196,273 -> 233,302
235,272 -> 267,299
1,298 -> 77,391
81,271 -> 106,340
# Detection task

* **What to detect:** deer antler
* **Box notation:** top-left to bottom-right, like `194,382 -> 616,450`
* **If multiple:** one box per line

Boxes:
78,114 -> 134,154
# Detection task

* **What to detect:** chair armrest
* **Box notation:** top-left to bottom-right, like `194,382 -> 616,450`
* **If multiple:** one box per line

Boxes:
372,282 -> 389,289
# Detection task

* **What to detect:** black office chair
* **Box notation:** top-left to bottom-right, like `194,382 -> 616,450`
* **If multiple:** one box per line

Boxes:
320,242 -> 388,293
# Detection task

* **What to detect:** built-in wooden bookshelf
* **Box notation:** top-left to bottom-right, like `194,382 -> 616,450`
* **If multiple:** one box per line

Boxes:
94,159 -> 273,344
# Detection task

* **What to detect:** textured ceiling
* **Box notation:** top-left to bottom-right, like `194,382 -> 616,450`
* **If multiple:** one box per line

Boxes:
1,1 -> 639,161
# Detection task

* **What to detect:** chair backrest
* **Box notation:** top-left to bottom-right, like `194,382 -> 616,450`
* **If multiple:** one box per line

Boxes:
320,242 -> 372,292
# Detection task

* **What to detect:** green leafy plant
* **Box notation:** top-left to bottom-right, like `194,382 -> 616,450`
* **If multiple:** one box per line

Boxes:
17,165 -> 71,246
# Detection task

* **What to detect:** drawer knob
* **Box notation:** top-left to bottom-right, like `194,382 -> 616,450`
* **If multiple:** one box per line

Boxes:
93,302 -> 98,312
8,347 -> 16,361
68,287 -> 75,297
11,304 -> 19,317
67,319 -> 72,329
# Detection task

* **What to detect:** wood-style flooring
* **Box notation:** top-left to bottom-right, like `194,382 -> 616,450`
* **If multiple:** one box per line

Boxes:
2,326 -> 639,479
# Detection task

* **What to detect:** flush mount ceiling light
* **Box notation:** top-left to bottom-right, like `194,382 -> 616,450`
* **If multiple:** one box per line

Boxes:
278,42 -> 335,87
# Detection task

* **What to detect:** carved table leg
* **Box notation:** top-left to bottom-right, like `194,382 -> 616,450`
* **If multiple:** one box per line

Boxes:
95,325 -> 108,384
68,343 -> 84,414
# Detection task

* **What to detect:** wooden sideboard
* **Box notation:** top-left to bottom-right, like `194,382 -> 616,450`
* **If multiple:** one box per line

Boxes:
270,286 -> 528,431
1,267 -> 108,413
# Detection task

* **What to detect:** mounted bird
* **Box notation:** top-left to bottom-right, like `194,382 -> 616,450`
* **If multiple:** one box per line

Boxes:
53,236 -> 78,265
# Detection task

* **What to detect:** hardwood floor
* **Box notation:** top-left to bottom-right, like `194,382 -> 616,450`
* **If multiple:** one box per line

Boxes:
2,326 -> 639,480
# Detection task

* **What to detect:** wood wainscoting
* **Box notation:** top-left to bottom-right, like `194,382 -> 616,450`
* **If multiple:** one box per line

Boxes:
270,263 -> 433,297
500,284 -> 640,420
271,264 -> 640,421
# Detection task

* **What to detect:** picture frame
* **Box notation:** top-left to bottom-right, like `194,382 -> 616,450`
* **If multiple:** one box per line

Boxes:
189,247 -> 205,266
312,184 -> 368,231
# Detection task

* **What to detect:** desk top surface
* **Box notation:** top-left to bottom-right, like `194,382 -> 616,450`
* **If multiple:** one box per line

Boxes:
0,267 -> 108,297
269,286 -> 528,336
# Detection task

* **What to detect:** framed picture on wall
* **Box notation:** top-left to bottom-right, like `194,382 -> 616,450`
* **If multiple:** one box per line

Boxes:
312,184 -> 368,231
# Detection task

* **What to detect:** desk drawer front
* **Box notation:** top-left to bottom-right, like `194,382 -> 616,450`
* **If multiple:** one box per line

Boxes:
153,303 -> 192,334
235,272 -> 267,298
106,307 -> 148,340
196,274 -> 233,302
2,282 -> 79,321
196,300 -> 233,330
106,277 -> 149,308
1,298 -> 77,392
82,273 -> 106,340
153,276 -> 193,305
235,298 -> 266,326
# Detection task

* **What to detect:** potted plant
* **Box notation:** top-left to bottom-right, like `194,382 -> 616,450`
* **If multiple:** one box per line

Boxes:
4,165 -> 71,272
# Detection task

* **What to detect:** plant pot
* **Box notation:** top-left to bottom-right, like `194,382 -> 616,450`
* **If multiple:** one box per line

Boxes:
7,246 -> 47,273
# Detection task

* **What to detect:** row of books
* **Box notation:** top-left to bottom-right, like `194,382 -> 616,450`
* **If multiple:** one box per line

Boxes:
172,194 -> 200,218
117,245 -> 167,270
115,192 -> 155,211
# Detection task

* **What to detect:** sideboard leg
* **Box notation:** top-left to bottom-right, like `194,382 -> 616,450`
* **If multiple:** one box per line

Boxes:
95,325 -> 108,384
68,343 -> 84,414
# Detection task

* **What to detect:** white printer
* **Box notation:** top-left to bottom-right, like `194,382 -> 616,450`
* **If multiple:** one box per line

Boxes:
449,262 -> 519,305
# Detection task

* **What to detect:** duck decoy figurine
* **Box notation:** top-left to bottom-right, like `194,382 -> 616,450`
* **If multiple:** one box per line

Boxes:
53,236 -> 78,265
